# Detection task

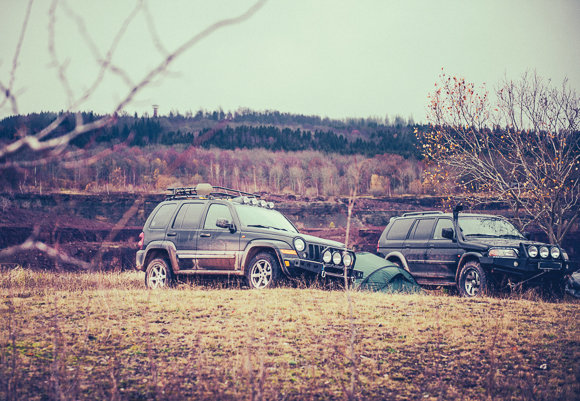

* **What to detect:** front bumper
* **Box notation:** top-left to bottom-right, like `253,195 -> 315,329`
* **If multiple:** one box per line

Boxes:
481,256 -> 579,279
284,257 -> 363,279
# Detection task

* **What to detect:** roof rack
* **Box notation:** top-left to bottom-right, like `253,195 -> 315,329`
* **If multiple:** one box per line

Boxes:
402,211 -> 444,217
166,184 -> 260,201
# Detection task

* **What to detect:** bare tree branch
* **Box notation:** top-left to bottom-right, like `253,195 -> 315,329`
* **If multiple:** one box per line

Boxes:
420,70 -> 580,245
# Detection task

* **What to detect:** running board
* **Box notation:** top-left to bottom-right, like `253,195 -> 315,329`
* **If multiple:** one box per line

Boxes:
415,278 -> 456,286
176,270 -> 244,276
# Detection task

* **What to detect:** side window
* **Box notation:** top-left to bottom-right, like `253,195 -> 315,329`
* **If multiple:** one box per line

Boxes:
203,204 -> 233,229
149,203 -> 176,229
386,218 -> 414,240
412,218 -> 435,240
172,203 -> 205,229
433,218 -> 454,239
182,203 -> 206,229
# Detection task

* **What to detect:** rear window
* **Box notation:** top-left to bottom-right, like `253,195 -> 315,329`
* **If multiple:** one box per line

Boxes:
386,218 -> 414,240
149,203 -> 176,229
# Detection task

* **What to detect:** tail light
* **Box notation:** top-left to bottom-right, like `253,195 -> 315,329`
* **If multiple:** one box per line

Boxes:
137,232 -> 144,250
377,239 -> 380,253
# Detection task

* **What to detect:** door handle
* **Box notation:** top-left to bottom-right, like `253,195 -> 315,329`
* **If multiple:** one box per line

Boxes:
166,232 -> 177,237
200,233 -> 211,237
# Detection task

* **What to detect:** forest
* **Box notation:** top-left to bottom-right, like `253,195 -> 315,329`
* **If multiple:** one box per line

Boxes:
0,109 -> 426,196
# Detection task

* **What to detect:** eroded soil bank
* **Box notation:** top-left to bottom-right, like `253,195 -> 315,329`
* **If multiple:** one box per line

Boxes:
1,192 -> 578,270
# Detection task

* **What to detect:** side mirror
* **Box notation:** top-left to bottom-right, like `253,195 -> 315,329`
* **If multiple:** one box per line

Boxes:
216,219 -> 237,232
523,231 -> 531,240
215,219 -> 230,229
441,228 -> 454,240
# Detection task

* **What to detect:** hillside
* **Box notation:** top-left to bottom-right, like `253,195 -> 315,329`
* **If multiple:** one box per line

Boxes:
0,109 -> 422,157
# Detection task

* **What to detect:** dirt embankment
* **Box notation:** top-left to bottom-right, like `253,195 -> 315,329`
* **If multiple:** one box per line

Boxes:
1,192 -> 578,270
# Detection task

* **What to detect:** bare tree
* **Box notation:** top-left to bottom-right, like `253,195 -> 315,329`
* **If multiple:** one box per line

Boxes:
0,0 -> 267,266
419,70 -> 580,245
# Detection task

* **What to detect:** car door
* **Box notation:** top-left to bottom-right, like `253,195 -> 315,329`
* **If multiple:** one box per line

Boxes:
403,218 -> 435,275
425,217 -> 462,283
167,202 -> 206,270
196,202 -> 241,270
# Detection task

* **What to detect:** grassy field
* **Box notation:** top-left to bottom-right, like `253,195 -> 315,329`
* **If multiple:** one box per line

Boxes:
1,268 -> 579,400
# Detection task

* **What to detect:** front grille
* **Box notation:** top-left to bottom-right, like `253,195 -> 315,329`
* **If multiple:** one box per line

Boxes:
307,244 -> 323,262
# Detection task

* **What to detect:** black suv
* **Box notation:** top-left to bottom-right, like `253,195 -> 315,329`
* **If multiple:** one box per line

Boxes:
376,206 -> 578,297
136,184 -> 361,289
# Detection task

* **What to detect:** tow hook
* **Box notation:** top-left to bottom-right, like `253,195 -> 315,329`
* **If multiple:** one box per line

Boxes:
321,267 -> 326,278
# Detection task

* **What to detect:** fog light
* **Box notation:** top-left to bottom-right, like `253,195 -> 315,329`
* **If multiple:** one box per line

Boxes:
550,247 -> 560,259
514,261 -> 519,267
332,252 -> 342,265
540,246 -> 549,258
322,250 -> 332,263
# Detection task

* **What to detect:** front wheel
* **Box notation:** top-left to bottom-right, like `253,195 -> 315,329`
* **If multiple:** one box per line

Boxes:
145,258 -> 174,289
458,260 -> 488,297
246,252 -> 280,289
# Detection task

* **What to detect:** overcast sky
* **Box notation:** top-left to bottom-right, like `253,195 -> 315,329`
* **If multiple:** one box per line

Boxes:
1,0 -> 579,123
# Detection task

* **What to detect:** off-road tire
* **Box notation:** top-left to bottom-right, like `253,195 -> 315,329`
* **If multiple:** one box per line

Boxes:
145,258 -> 174,289
246,252 -> 280,289
458,260 -> 488,297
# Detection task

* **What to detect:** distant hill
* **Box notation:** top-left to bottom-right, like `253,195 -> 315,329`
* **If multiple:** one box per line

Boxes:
0,109 -> 424,158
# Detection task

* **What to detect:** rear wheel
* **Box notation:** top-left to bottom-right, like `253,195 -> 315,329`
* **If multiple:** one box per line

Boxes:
145,258 -> 174,289
246,252 -> 280,289
458,260 -> 488,297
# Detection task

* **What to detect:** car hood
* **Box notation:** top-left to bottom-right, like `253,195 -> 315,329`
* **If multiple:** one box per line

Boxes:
299,232 -> 345,248
243,226 -> 346,249
464,237 -> 550,249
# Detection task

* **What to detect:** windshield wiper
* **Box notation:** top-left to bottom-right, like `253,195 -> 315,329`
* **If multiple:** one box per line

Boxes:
464,234 -> 500,238
247,224 -> 273,229
498,234 -> 524,239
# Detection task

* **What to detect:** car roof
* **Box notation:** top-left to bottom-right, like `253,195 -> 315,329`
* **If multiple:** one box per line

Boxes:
396,212 -> 505,220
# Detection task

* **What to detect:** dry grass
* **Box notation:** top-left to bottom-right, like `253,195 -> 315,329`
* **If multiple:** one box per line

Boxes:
1,268 -> 580,400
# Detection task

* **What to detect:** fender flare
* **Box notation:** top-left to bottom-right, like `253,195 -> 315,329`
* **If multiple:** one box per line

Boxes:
143,240 -> 179,274
384,251 -> 411,272
455,252 -> 484,282
242,240 -> 293,276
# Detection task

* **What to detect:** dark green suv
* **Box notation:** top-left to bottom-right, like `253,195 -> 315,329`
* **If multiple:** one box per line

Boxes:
136,184 -> 361,289
377,206 -> 578,297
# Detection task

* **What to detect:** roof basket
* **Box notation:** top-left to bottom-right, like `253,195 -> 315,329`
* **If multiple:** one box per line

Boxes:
402,211 -> 444,217
166,183 -> 260,200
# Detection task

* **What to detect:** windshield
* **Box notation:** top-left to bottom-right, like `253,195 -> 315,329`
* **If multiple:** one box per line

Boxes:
459,216 -> 524,239
235,204 -> 298,233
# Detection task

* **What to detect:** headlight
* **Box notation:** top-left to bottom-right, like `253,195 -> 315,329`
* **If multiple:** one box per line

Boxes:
267,202 -> 275,209
527,246 -> 538,258
294,238 -> 306,252
260,200 -> 267,207
539,246 -> 549,258
488,248 -> 518,258
322,250 -> 332,263
343,252 -> 353,267
332,252 -> 342,265
550,247 -> 560,259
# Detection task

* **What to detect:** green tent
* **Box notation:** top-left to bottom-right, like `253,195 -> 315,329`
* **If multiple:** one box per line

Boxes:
353,252 -> 424,294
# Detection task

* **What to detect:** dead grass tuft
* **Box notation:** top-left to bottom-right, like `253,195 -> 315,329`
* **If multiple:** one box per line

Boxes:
1,269 -> 579,400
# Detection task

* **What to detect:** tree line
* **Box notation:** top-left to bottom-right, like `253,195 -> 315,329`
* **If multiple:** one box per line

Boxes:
0,109 -> 422,158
